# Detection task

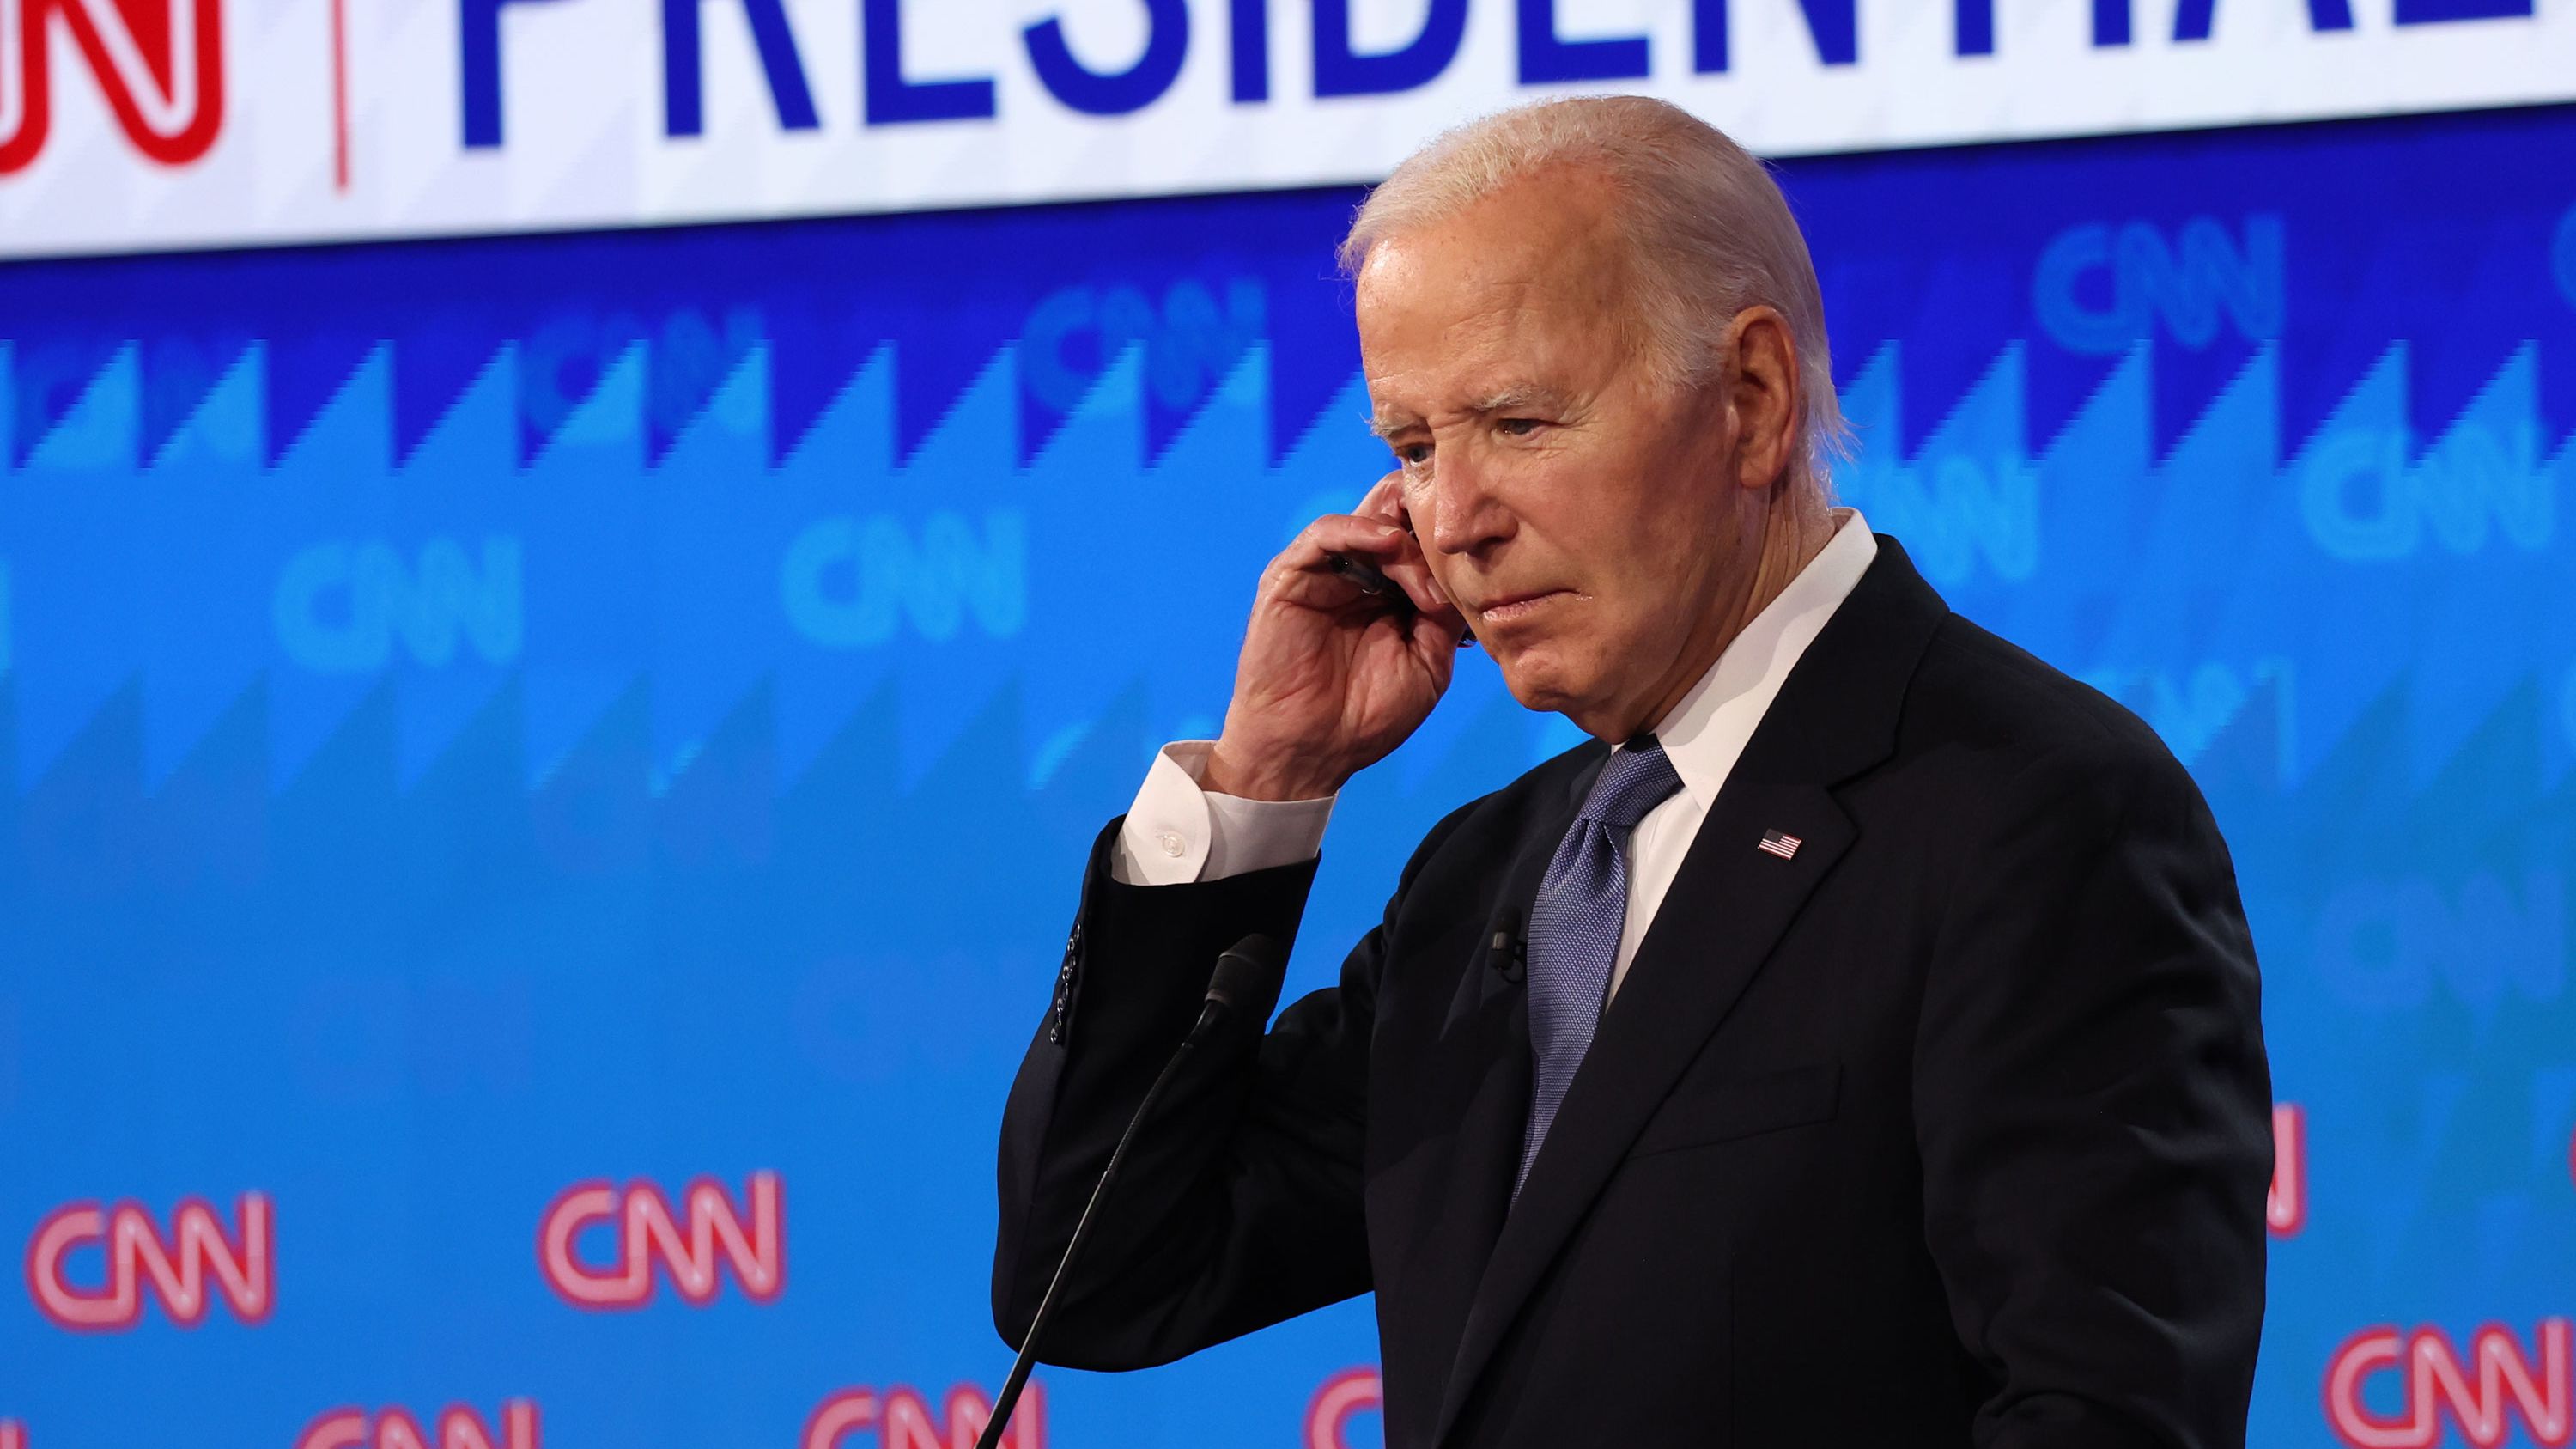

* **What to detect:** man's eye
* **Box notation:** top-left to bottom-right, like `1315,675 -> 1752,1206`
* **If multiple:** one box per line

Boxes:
1497,417 -> 1544,436
1398,442 -> 1433,465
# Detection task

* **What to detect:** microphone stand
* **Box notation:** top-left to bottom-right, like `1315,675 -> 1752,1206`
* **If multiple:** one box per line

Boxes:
975,935 -> 1279,1449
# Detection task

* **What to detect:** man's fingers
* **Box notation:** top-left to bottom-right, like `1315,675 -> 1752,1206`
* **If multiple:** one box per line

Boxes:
1283,513 -> 1412,572
1353,470 -> 1407,523
1281,515 -> 1463,620
1373,544 -> 1466,627
1259,517 -> 1402,617
1349,472 -> 1455,620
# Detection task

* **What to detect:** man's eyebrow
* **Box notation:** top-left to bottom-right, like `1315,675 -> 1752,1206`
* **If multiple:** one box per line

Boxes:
1366,408 -> 1423,441
1469,384 -> 1562,414
1366,387 -> 1563,440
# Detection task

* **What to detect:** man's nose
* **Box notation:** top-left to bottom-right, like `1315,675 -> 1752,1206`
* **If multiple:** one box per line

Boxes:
1421,452 -> 1511,557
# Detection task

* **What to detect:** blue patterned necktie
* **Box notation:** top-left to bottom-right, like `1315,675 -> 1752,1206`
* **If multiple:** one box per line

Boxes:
1516,734 -> 1685,1198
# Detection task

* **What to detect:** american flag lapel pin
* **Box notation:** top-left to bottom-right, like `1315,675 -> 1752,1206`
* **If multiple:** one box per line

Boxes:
1757,829 -> 1803,860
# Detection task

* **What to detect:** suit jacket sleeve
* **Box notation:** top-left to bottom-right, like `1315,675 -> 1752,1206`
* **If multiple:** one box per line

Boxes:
991,804 -> 1475,1369
1915,737 -> 2273,1449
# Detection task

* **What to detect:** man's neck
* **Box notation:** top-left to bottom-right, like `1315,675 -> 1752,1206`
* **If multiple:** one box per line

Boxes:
1615,493 -> 1840,742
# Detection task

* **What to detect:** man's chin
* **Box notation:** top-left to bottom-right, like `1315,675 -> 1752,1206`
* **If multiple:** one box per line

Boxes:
1496,657 -> 1602,723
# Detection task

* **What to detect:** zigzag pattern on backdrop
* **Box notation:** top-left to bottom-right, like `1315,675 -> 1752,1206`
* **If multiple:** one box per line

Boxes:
4,114 -> 2576,1449
3,322 -> 2569,1332
1838,340 -> 2576,791
0,331 -> 1432,802
1,331 -> 2569,804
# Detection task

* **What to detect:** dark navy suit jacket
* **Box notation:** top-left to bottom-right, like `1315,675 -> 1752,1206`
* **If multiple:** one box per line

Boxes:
993,539 -> 2272,1448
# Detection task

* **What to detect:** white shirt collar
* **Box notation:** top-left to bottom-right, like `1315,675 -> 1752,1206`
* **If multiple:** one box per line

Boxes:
1621,508 -> 1879,812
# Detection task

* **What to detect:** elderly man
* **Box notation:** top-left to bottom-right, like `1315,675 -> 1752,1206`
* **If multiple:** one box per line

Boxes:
992,96 -> 2271,1447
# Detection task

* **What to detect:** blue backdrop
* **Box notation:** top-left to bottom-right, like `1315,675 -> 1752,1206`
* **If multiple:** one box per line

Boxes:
3,102 -> 2573,1448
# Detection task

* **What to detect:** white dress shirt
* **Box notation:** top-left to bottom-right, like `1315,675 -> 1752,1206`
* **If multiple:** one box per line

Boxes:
1114,509 -> 1880,1001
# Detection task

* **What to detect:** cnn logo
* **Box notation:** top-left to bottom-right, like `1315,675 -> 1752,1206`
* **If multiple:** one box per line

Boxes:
0,0 -> 225,172
1306,1368 -> 1382,1449
804,1384 -> 1040,1449
2325,1319 -> 2571,1448
2270,1102 -> 2306,1237
23,1192 -> 271,1330
537,1172 -> 783,1308
295,1402 -> 538,1449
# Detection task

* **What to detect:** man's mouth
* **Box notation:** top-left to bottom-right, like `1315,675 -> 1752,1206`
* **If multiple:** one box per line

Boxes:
1474,589 -> 1571,626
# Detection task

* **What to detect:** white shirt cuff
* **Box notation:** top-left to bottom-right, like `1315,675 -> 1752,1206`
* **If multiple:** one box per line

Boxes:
1110,741 -> 1336,885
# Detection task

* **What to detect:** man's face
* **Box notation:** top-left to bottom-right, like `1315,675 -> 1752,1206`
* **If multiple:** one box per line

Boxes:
1356,167 -> 1765,738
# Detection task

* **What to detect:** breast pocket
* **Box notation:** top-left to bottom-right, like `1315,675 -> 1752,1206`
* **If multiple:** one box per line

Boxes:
1625,1062 -> 1840,1159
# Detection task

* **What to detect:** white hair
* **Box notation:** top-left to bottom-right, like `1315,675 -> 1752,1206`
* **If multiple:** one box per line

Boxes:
1340,95 -> 1851,484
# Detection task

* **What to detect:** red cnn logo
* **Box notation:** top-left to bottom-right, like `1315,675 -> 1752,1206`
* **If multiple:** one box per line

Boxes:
2324,1319 -> 2572,1448
1305,1367 -> 1382,1449
0,0 -> 224,173
24,1192 -> 273,1330
294,1402 -> 538,1449
537,1172 -> 783,1309
804,1384 -> 1041,1449
1,1417 -> 24,1449
2270,1102 -> 2306,1237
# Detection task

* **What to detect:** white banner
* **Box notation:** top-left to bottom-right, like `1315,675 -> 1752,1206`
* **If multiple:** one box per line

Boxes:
3,0 -> 2573,259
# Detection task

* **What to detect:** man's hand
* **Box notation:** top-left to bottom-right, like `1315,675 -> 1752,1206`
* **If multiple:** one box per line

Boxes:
1205,473 -> 1472,801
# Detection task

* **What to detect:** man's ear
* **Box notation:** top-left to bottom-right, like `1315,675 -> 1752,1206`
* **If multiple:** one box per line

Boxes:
1725,307 -> 1802,493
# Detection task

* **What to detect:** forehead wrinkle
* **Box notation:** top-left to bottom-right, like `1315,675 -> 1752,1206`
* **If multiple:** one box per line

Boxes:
1358,240 -> 1591,440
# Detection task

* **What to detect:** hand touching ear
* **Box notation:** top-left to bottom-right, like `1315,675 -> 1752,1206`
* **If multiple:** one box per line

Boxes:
1204,472 -> 1472,802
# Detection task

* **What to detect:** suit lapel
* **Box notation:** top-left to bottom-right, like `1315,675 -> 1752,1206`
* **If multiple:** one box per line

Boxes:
1427,783 -> 1853,1446
1425,539 -> 1948,1447
1382,752 -> 1602,1448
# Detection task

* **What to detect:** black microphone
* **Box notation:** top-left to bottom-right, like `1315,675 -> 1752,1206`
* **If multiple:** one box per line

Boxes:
975,933 -> 1286,1449
1488,909 -> 1527,983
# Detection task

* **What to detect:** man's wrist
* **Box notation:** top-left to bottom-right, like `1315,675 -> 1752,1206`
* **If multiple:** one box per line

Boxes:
1203,741 -> 1343,803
